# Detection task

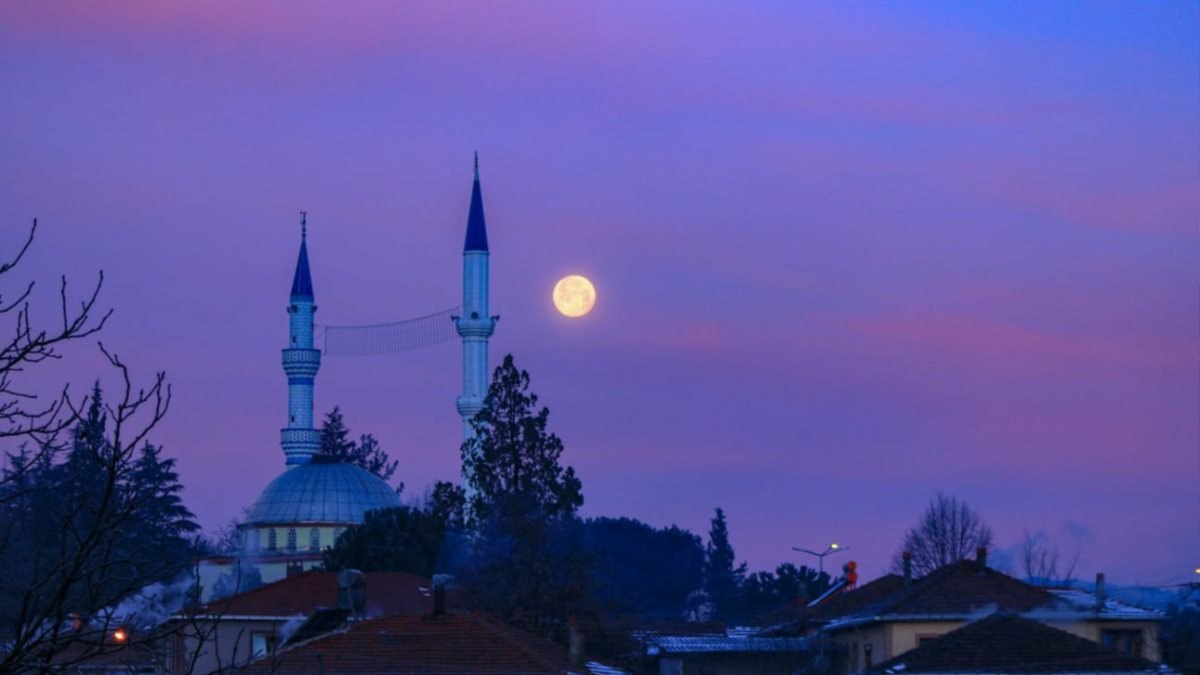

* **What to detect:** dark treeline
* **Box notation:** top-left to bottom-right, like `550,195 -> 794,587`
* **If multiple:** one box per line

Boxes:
0,384 -> 199,653
320,354 -> 834,641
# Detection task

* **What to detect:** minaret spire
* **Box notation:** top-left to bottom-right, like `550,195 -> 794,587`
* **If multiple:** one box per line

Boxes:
455,155 -> 497,447
281,214 -> 322,466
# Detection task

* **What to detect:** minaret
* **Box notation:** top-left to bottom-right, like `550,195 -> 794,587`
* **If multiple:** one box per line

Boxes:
281,212 -> 322,466
455,154 -> 497,441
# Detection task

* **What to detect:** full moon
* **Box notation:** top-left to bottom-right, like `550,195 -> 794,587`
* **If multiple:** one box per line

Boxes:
552,275 -> 596,318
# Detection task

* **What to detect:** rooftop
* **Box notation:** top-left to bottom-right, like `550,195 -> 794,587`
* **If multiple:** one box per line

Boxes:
825,560 -> 1061,630
870,613 -> 1172,674
201,570 -> 432,619
1049,589 -> 1163,620
239,612 -> 579,674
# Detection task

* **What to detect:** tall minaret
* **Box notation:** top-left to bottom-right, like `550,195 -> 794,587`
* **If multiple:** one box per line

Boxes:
281,212 -> 322,466
455,154 -> 497,441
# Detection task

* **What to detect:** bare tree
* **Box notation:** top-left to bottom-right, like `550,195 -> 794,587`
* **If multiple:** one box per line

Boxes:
890,493 -> 994,577
0,220 -> 190,672
1019,528 -> 1079,586
0,219 -> 109,461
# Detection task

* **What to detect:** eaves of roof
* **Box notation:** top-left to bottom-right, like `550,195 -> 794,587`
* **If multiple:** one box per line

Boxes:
825,610 -> 1163,632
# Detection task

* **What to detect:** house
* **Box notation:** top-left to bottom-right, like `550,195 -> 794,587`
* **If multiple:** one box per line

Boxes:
642,632 -> 820,675
773,552 -> 1163,674
165,570 -> 432,674
867,613 -> 1175,674
236,611 -> 594,674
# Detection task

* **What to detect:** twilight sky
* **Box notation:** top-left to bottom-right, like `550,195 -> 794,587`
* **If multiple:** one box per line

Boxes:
1,2 -> 1196,585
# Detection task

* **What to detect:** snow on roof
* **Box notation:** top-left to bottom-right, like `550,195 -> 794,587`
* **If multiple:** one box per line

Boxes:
648,635 -> 813,654
585,662 -> 627,675
1048,589 -> 1163,620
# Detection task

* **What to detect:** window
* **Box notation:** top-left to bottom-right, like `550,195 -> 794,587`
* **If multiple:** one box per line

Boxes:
251,632 -> 275,657
267,528 -> 277,551
309,528 -> 320,551
286,528 -> 297,552
250,529 -> 261,552
917,634 -> 942,646
849,641 -> 858,671
864,643 -> 873,670
1101,629 -> 1143,657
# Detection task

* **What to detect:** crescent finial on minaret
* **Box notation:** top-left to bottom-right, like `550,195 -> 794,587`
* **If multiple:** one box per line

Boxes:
300,210 -> 308,239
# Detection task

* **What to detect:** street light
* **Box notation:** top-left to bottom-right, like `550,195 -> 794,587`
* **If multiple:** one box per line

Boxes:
792,542 -> 849,576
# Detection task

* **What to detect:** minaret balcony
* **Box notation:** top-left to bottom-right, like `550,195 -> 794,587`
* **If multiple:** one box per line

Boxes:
456,395 -> 485,417
281,427 -> 321,448
454,316 -> 495,339
282,348 -> 321,376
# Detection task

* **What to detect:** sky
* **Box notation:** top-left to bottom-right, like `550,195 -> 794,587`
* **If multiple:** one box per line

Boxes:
0,1 -> 1196,586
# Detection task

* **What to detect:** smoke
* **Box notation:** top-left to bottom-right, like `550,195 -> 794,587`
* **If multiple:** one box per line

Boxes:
97,574 -> 198,631
963,603 -> 998,621
278,615 -> 306,644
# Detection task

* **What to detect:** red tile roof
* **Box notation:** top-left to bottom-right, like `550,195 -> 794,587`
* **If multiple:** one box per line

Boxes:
203,571 -> 432,618
240,612 -> 577,674
808,574 -> 907,621
869,613 -> 1169,673
819,561 -> 1059,629
862,561 -> 1058,617
759,574 -> 908,636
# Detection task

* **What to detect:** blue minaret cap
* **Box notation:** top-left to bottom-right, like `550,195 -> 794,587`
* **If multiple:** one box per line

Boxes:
464,153 -> 489,252
290,211 -> 314,300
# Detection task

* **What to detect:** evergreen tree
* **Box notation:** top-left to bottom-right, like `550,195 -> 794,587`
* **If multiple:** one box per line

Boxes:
740,563 -> 832,620
0,382 -> 197,657
323,505 -> 447,576
129,443 -> 201,572
704,507 -> 747,620
580,517 -> 705,619
427,480 -> 467,531
318,406 -> 355,459
318,406 -> 399,484
456,354 -> 587,635
461,354 -> 582,524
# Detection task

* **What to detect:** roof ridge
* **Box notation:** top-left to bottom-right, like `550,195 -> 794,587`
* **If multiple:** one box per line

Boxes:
874,612 -> 1166,674
202,570 -> 328,613
862,560 -> 1055,617
466,613 -> 571,671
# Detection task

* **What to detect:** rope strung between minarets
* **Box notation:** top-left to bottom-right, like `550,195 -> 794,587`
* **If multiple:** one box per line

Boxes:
318,306 -> 461,356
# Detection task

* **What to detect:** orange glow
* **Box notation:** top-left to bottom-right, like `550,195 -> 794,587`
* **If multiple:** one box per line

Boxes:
112,628 -> 128,643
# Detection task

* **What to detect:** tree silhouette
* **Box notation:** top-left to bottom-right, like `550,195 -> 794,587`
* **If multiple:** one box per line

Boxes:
457,354 -> 586,635
891,493 -> 994,577
318,406 -> 399,484
704,507 -> 747,620
461,353 -> 582,524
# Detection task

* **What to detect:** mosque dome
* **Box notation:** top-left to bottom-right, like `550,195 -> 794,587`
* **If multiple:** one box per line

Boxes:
246,459 -> 400,526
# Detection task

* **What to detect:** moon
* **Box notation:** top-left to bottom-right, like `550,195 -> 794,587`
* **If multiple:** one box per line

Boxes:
553,275 -> 596,318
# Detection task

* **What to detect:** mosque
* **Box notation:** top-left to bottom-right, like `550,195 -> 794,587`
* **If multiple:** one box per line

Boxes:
197,160 -> 495,596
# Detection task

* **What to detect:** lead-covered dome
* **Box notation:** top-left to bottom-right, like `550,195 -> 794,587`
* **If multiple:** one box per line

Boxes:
246,460 -> 399,526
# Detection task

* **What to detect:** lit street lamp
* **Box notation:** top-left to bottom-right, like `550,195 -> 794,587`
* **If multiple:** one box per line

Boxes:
793,542 -> 849,576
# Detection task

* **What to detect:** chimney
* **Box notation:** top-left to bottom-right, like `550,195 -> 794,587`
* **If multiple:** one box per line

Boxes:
902,552 -> 912,586
337,569 -> 366,618
1095,573 -> 1106,612
568,616 -> 585,666
976,547 -> 988,570
433,583 -> 446,617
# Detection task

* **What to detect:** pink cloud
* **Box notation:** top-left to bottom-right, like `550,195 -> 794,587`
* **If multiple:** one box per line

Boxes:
843,311 -> 1190,371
